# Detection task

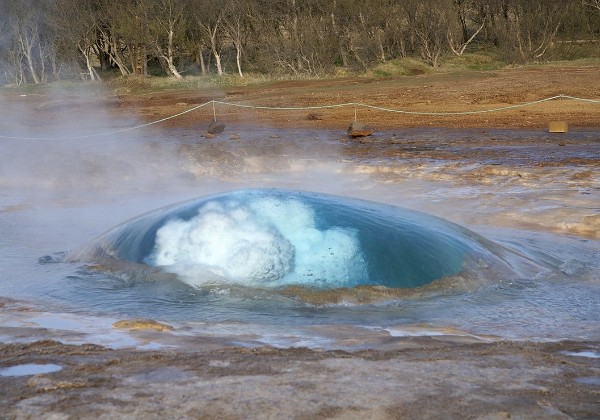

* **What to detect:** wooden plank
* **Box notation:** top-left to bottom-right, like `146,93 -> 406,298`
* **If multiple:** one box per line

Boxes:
549,121 -> 568,133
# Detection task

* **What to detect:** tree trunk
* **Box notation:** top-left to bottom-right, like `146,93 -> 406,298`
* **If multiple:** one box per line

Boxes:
235,41 -> 243,77
19,34 -> 40,84
165,58 -> 182,78
214,49 -> 223,75
99,50 -> 111,71
377,30 -> 386,62
209,28 -> 223,75
113,42 -> 132,75
330,2 -> 348,67
130,44 -> 147,75
198,47 -> 207,75
79,44 -> 99,81
448,19 -> 486,56
165,28 -> 182,78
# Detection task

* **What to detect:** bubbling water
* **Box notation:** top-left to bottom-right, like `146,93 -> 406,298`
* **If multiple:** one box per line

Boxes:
145,197 -> 367,287
70,189 -> 535,292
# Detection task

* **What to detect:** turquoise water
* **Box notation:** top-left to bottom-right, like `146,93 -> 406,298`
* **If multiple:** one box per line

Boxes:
1,128 -> 599,344
71,189 -> 521,290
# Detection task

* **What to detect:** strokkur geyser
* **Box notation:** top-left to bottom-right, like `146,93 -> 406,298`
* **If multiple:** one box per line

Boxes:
74,189 -> 522,290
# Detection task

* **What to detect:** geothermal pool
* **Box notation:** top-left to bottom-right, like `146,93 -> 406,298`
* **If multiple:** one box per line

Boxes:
1,126 -> 599,349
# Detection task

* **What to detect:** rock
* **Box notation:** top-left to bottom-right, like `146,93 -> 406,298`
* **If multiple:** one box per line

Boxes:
112,319 -> 174,332
347,121 -> 373,138
208,121 -> 225,134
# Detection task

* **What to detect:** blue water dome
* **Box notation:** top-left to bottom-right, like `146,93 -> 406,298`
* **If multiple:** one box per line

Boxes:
72,189 -> 516,290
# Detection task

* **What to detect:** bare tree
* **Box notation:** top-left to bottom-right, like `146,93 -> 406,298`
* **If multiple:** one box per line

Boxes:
147,0 -> 186,78
1,0 -> 598,85
222,0 -> 255,77
447,0 -> 486,56
5,3 -> 49,84
52,0 -> 102,81
584,0 -> 600,12
191,0 -> 226,76
87,0 -> 133,76
405,0 -> 449,67
510,0 -> 569,60
105,0 -> 151,76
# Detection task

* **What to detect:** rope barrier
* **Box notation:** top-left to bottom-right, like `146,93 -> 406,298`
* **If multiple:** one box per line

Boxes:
560,94 -> 600,104
211,100 -> 355,111
0,94 -> 598,140
0,102 -> 211,140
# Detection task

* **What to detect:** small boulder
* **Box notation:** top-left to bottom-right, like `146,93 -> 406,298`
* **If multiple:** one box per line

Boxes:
347,121 -> 373,138
112,319 -> 174,332
208,120 -> 225,134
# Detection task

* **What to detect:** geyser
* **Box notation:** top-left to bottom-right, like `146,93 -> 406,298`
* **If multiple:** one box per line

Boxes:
72,189 -> 518,289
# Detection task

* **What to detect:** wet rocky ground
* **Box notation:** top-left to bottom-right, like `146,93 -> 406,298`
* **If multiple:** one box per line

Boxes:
2,126 -> 599,418
1,338 -> 600,419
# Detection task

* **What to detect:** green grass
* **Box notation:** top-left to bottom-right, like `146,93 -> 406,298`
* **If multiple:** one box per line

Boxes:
359,52 -> 505,79
440,52 -> 505,71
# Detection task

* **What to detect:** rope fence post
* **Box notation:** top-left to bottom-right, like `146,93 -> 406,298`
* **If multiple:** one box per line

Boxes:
549,94 -> 569,133
207,99 -> 225,135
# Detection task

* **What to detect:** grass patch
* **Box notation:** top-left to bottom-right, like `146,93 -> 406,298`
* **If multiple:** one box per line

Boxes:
360,52 -> 504,79
441,52 -> 505,71
106,73 -> 285,96
548,41 -> 600,62
363,58 -> 432,78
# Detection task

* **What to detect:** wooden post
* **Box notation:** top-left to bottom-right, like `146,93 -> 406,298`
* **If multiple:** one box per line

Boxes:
549,121 -> 568,133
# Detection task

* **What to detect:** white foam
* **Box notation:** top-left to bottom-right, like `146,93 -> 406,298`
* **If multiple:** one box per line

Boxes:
148,200 -> 293,284
146,197 -> 368,288
384,326 -> 488,340
386,328 -> 448,337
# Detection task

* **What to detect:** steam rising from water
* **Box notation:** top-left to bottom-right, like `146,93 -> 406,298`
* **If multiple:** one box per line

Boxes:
2,89 -> 598,345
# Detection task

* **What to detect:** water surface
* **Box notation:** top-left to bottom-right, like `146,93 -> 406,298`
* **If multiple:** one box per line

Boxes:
1,126 -> 599,348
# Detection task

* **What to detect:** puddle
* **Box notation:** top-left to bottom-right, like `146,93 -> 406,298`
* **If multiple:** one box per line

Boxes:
575,377 -> 600,386
562,350 -> 600,359
0,363 -> 62,377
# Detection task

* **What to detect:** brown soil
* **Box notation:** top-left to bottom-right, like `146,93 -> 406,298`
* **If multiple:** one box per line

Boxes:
117,65 -> 600,131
